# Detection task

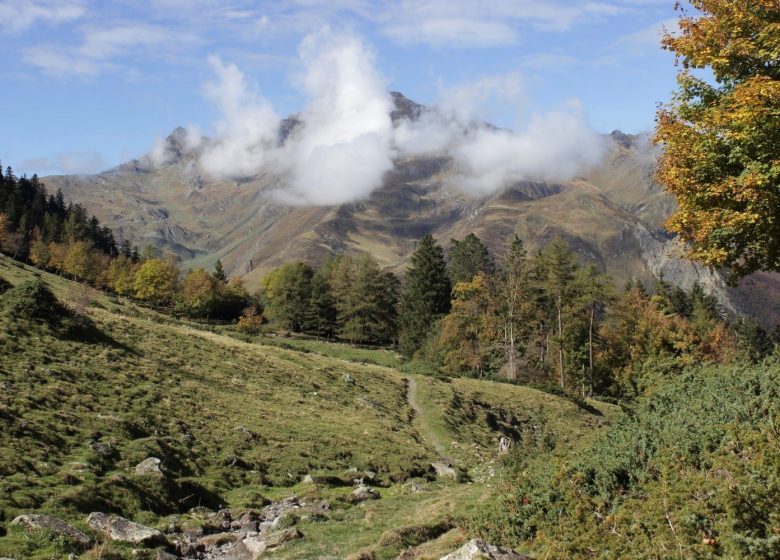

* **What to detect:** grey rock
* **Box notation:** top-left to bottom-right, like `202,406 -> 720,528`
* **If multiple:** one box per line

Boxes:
431,461 -> 457,479
156,552 -> 181,560
440,539 -> 530,560
264,527 -> 302,548
134,456 -> 163,476
498,436 -> 513,454
11,514 -> 91,546
87,512 -> 167,546
348,484 -> 380,503
261,497 -> 299,522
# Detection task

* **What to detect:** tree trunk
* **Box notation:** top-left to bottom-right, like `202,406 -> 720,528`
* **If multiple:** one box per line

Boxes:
588,304 -> 595,398
557,294 -> 565,390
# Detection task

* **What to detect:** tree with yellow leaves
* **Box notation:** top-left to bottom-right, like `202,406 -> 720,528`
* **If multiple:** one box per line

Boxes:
655,1 -> 780,279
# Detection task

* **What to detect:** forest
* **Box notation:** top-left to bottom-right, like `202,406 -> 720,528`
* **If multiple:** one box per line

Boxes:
1,163 -> 777,403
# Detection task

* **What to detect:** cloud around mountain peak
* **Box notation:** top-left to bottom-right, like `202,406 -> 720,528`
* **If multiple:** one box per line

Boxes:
153,28 -> 607,206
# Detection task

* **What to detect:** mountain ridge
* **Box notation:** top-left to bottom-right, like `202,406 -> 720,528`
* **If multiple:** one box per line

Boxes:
41,92 -> 780,326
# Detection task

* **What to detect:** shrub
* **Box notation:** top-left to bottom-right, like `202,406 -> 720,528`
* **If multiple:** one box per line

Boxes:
1,279 -> 68,321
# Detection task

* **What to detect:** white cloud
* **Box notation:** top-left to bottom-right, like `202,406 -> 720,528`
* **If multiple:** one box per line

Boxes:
193,30 -> 606,205
23,23 -> 195,77
277,29 -> 395,205
0,0 -> 84,33
21,151 -> 107,175
383,17 -> 518,48
198,56 -> 280,177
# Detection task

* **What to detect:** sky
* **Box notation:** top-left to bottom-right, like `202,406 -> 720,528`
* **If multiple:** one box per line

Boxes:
0,0 -> 683,178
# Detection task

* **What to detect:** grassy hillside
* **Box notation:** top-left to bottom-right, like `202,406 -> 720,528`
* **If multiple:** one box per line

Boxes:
0,256 -> 615,559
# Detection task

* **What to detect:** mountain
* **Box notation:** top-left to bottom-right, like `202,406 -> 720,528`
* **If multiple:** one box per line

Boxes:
42,93 -> 780,326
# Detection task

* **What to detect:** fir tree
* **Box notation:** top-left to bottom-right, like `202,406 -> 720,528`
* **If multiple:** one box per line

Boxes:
213,259 -> 227,283
399,234 -> 451,357
447,233 -> 494,285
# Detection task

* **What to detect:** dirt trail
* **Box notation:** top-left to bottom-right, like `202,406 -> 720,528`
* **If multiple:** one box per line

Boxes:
406,376 -> 453,465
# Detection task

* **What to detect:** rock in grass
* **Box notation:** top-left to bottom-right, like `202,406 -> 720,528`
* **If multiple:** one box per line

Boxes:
264,527 -> 302,548
134,456 -> 163,476
86,512 -> 167,546
11,514 -> 91,546
431,461 -> 457,479
440,539 -> 530,560
348,484 -> 380,503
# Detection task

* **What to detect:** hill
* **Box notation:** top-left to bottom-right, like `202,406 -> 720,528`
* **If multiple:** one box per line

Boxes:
41,93 -> 780,328
0,256 -> 615,559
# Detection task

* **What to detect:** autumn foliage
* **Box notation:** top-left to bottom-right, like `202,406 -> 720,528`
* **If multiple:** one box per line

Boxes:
655,0 -> 780,278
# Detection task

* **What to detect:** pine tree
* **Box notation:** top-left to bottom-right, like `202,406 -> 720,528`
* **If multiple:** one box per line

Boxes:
399,234 -> 451,357
497,236 -> 539,381
576,264 -> 614,397
213,259 -> 227,283
537,238 -> 580,390
305,270 -> 336,339
447,233 -> 495,285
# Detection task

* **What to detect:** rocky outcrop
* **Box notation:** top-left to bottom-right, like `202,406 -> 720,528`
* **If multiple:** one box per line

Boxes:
135,456 -> 163,476
440,539 -> 530,560
11,514 -> 91,546
87,512 -> 167,546
431,461 -> 457,479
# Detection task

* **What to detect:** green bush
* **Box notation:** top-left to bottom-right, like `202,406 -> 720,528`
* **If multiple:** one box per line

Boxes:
1,279 -> 68,321
473,361 -> 780,559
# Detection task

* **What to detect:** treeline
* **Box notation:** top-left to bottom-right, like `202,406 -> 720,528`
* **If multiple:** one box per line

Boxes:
0,165 -> 117,260
0,162 -> 254,320
260,233 -> 778,399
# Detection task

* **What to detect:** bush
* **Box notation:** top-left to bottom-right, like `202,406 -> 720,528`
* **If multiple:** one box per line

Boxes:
471,362 -> 780,559
1,279 -> 68,321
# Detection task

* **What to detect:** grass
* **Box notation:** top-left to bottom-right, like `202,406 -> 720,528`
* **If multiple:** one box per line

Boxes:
0,255 -> 615,559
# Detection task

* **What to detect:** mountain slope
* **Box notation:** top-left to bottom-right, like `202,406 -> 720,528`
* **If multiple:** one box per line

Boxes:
42,94 -> 780,326
0,256 -> 614,559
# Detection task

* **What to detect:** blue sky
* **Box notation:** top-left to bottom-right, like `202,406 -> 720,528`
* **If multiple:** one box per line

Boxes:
0,0 -> 682,177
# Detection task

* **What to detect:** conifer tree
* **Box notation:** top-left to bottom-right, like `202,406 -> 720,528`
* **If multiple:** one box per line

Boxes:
213,259 -> 227,283
537,238 -> 580,389
447,233 -> 495,285
399,234 -> 451,357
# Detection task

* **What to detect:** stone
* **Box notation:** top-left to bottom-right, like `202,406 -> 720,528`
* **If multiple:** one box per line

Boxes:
156,552 -> 181,560
261,497 -> 300,522
440,539 -> 530,560
498,436 -> 513,454
348,484 -> 380,503
86,512 -> 167,546
264,527 -> 302,548
199,532 -> 239,550
134,457 -> 163,476
431,461 -> 457,479
11,514 -> 91,546
343,373 -> 355,384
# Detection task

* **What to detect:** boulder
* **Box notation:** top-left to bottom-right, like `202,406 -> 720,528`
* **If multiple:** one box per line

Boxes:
261,497 -> 300,522
11,514 -> 91,546
440,539 -> 530,560
134,457 -> 163,476
264,527 -> 302,548
156,552 -> 181,560
498,437 -> 513,454
199,532 -> 239,550
431,461 -> 457,479
348,484 -> 380,503
86,512 -> 167,546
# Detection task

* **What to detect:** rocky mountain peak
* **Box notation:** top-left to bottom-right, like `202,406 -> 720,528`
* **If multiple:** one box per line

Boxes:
390,91 -> 426,122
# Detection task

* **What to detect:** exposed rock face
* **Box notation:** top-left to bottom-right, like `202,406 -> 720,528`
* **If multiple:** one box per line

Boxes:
42,94 -> 780,326
440,539 -> 530,560
86,512 -> 167,546
11,514 -> 91,546
135,456 -> 163,476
